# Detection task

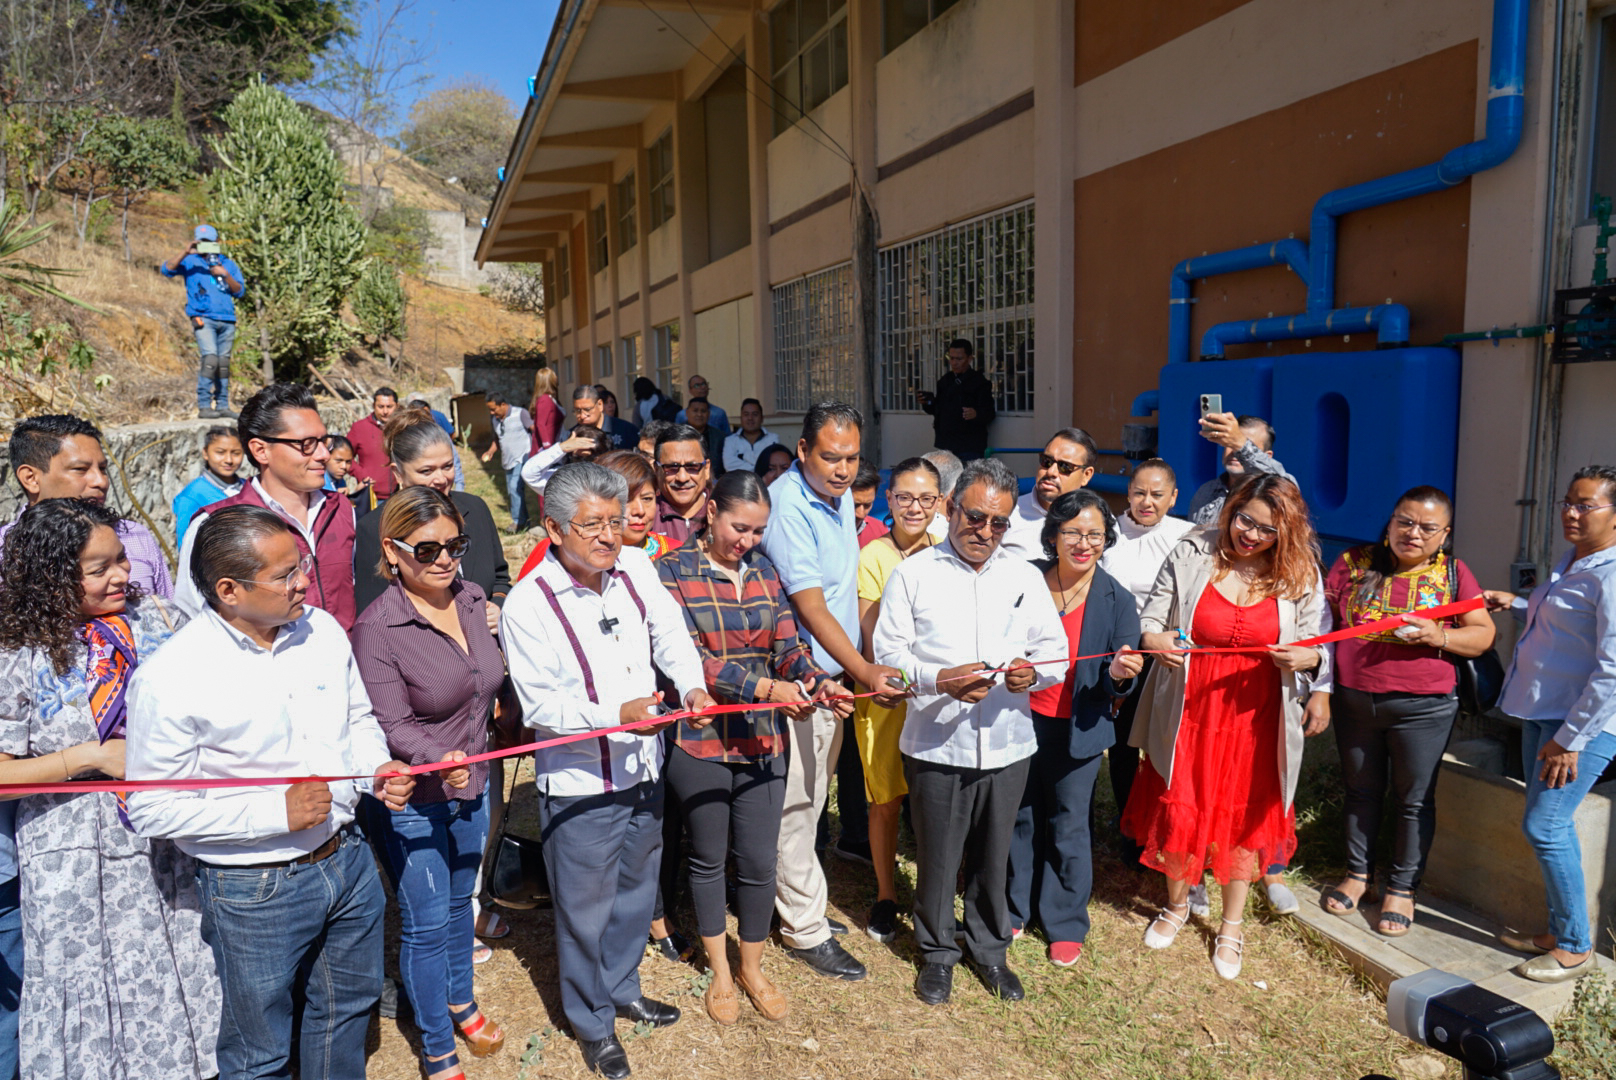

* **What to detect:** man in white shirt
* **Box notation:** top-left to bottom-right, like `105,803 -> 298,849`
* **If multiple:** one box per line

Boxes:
502,462 -> 713,1080
874,457 -> 1067,1007
722,398 -> 779,473
998,428 -> 1097,561
126,505 -> 414,1080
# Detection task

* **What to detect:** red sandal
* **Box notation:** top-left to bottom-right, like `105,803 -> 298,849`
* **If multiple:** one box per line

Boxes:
448,1002 -> 505,1057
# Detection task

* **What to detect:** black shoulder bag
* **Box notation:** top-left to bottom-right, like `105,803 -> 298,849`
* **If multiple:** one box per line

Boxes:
1446,558 -> 1506,717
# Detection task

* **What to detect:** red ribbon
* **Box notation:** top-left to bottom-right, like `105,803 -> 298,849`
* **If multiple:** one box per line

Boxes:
0,597 -> 1484,797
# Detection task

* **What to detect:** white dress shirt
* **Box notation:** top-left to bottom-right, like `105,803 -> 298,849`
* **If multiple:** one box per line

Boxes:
1100,511 -> 1196,613
173,479 -> 338,618
722,428 -> 780,473
873,538 -> 1068,770
996,490 -> 1048,561
519,440 -> 569,495
502,545 -> 706,797
125,606 -> 394,865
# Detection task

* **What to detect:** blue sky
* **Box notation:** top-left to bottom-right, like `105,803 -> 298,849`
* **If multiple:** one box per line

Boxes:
390,0 -> 562,119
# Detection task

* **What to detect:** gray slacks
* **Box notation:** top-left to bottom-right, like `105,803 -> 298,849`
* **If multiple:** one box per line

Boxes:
903,753 -> 1032,967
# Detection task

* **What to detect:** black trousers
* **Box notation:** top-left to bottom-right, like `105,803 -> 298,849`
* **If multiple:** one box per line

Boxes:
903,753 -> 1031,967
664,745 -> 787,942
1006,714 -> 1104,944
1333,685 -> 1459,893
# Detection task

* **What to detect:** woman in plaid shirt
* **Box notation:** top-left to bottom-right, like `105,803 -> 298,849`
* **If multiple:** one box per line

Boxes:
658,470 -> 850,1027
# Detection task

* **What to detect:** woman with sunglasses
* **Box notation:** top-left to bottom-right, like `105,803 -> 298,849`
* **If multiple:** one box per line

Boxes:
1006,489 -> 1145,968
1319,487 -> 1494,937
851,457 -> 942,942
1121,475 -> 1325,980
1486,465 -> 1616,983
352,486 -> 510,1080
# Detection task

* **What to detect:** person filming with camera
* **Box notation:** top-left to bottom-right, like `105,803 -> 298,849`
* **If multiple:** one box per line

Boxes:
160,224 -> 245,420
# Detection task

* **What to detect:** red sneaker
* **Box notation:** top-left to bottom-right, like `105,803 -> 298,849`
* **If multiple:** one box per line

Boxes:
1048,941 -> 1083,967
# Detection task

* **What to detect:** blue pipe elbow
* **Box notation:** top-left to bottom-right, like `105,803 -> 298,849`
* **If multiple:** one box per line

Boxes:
1131,390 -> 1160,417
1199,303 -> 1411,360
1168,239 -> 1312,365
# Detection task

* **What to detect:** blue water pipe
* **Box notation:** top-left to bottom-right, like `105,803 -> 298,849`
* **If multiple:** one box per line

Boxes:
1154,0 -> 1529,370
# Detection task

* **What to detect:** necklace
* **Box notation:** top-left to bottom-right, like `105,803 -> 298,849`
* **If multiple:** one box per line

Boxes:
1051,562 -> 1091,615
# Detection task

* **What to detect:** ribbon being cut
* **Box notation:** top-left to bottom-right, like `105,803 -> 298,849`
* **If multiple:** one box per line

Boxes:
0,597 -> 1484,798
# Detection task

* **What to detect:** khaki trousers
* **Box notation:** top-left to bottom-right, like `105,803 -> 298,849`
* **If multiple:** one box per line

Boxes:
774,706 -> 842,950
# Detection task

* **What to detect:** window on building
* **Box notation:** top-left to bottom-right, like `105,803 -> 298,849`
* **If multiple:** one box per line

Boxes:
560,355 -> 574,384
649,130 -> 675,230
1591,14 -> 1616,217
654,321 -> 681,396
771,0 -> 849,136
596,342 -> 613,379
878,200 -> 1035,415
621,332 -> 643,390
591,204 -> 609,272
883,0 -> 961,55
557,244 -> 571,299
617,173 -> 638,253
773,262 -> 856,412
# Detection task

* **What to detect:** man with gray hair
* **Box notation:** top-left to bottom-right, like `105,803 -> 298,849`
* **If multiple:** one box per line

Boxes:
922,449 -> 962,541
501,462 -> 713,1079
873,458 -> 1068,1007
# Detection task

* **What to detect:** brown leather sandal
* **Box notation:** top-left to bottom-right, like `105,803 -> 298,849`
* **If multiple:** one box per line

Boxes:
449,1002 -> 505,1057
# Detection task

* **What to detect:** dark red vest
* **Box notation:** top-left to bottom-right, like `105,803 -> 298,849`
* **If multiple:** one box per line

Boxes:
202,482 -> 358,630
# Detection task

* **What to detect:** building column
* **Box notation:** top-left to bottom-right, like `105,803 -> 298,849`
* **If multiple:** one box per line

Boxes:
744,2 -> 776,414
849,0 -> 881,454
673,77 -> 700,382
1032,0 -> 1077,438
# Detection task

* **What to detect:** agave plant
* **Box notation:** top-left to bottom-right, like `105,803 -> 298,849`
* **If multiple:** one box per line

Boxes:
0,196 -> 96,309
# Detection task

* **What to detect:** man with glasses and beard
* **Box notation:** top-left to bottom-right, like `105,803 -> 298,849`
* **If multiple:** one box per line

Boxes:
873,457 -> 1067,1006
653,425 -> 711,545
998,429 -> 1098,561
174,383 -> 359,629
501,462 -> 713,1079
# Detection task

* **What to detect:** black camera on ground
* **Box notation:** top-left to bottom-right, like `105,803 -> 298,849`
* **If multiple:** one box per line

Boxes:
1375,969 -> 1558,1080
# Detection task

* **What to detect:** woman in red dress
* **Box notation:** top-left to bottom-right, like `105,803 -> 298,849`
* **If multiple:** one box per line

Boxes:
1121,475 -> 1326,980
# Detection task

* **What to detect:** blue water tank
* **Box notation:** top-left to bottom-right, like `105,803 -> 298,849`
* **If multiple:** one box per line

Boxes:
1156,358 -> 1274,516
1270,346 -> 1460,544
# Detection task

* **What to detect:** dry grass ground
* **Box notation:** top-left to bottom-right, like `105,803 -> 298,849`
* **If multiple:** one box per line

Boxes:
362,462 -> 1458,1080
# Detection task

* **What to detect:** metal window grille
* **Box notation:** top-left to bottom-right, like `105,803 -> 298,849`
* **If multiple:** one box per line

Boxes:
877,200 -> 1035,415
772,262 -> 855,412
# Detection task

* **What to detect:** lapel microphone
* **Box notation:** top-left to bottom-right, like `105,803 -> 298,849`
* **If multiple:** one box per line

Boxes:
599,616 -> 619,634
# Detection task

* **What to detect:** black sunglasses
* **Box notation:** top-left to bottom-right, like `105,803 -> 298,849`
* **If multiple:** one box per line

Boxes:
390,535 -> 471,563
1039,452 -> 1083,477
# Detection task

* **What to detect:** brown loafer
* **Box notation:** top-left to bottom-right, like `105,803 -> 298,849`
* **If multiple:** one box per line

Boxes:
704,981 -> 740,1025
737,972 -> 789,1022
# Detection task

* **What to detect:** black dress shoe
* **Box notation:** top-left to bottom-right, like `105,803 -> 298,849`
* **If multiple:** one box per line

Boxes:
614,996 -> 680,1028
915,962 -> 953,1005
968,960 -> 1024,1001
647,929 -> 692,963
580,1036 -> 631,1079
827,916 -> 849,935
787,938 -> 868,981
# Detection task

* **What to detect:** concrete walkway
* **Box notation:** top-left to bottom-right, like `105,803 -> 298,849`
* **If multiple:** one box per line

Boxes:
1289,880 -> 1616,1020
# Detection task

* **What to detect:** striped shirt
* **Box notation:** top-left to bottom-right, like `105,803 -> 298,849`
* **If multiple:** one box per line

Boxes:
658,536 -> 825,762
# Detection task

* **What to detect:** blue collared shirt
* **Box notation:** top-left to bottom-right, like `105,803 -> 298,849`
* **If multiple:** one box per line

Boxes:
760,462 -> 858,676
1498,545 -> 1616,751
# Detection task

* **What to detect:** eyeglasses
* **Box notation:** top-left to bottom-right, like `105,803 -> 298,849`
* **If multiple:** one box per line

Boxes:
236,554 -> 314,598
1391,515 -> 1449,538
959,508 -> 1011,534
890,492 -> 940,510
1058,529 -> 1107,547
661,461 -> 706,475
1038,452 -> 1085,477
1233,511 -> 1279,541
259,434 -> 332,457
390,535 -> 470,564
1560,501 -> 1616,517
567,517 -> 626,539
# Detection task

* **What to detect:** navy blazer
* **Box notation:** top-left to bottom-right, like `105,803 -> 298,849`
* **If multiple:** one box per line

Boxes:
1032,563 -> 1142,760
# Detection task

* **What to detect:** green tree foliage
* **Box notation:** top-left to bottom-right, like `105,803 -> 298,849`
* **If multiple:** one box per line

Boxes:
399,77 -> 516,201
351,258 -> 407,368
365,203 -> 433,274
209,80 -> 367,382
87,118 -> 199,261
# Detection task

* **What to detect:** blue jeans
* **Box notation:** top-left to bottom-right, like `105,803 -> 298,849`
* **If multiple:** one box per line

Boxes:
376,793 -> 489,1059
197,826 -> 385,1080
192,318 -> 235,409
1520,719 -> 1616,954
504,458 -> 529,530
0,877 -> 19,1080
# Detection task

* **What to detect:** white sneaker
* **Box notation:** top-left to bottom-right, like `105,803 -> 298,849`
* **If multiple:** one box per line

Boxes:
1264,879 -> 1300,916
1187,882 -> 1211,919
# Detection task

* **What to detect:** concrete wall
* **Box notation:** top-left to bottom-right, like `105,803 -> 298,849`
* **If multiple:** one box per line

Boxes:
694,296 -> 756,414
423,210 -> 496,291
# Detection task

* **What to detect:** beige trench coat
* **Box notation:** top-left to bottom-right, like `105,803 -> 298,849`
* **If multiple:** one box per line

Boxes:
1128,527 -> 1325,811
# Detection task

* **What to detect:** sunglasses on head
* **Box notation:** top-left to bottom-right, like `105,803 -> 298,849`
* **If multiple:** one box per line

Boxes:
390,535 -> 471,563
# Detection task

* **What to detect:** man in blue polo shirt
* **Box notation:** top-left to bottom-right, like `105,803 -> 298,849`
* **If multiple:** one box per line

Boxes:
760,401 -> 904,984
159,224 -> 246,420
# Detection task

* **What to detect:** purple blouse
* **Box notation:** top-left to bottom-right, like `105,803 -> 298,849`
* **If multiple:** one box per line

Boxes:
350,578 -> 505,803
